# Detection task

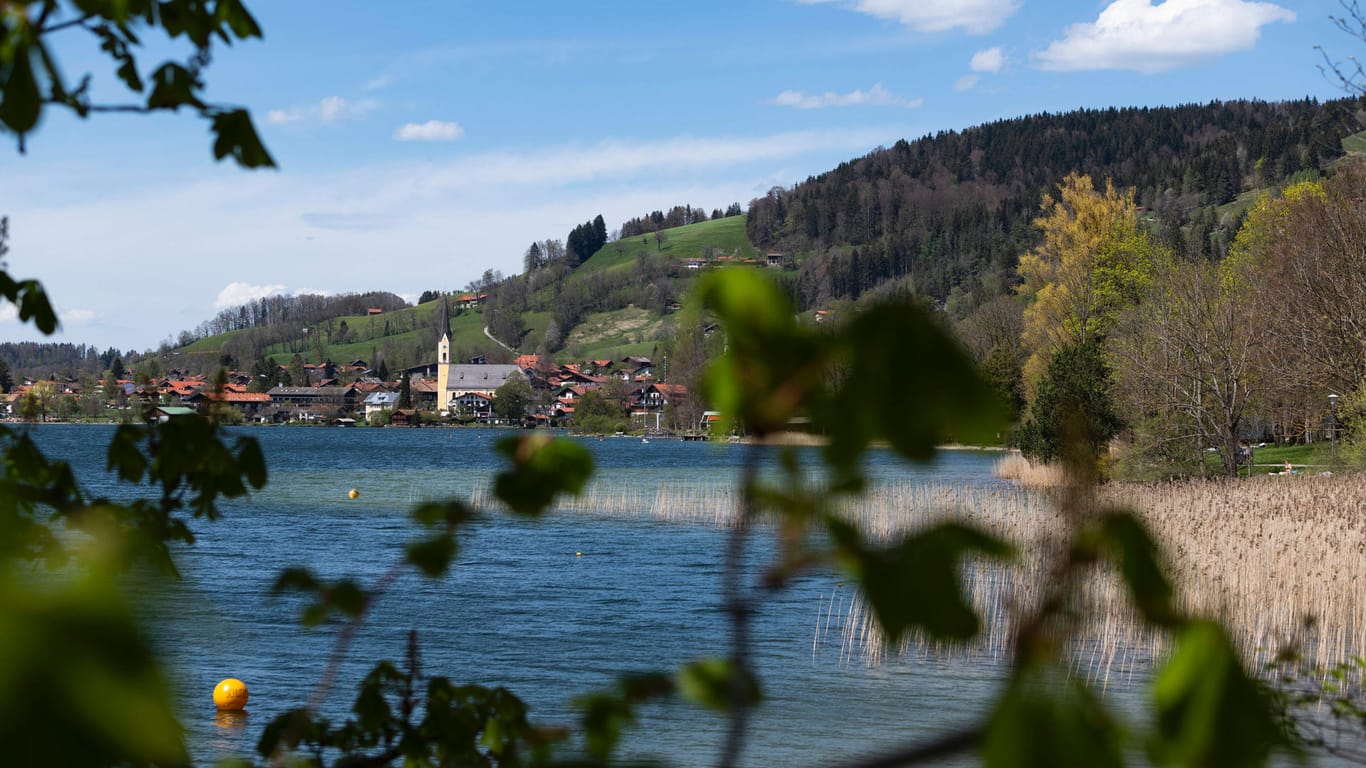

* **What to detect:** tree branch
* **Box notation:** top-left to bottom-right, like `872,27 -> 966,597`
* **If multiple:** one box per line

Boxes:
828,727 -> 981,768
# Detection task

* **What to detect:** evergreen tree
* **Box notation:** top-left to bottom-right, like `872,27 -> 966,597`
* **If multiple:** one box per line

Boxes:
376,359 -> 390,382
592,214 -> 607,253
1018,341 -> 1122,468
397,375 -> 412,409
0,360 -> 11,394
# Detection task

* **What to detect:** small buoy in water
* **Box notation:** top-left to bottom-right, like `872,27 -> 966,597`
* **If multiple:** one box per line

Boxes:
213,678 -> 249,711
348,489 -> 359,499
576,551 -> 583,557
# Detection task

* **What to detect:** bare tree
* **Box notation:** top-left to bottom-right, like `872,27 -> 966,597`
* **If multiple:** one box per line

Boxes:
1318,0 -> 1366,94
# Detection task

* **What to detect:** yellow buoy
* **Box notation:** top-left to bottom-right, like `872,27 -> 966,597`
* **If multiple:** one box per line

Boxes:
575,551 -> 583,557
213,678 -> 249,711
348,488 -> 359,499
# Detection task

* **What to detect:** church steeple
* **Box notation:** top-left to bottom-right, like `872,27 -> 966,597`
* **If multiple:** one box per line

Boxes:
436,296 -> 452,411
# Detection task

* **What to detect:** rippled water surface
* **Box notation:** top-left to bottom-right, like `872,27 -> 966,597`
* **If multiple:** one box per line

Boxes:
27,425 -> 1095,766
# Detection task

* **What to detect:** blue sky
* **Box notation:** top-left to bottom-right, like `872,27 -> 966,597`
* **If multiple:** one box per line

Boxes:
0,0 -> 1353,352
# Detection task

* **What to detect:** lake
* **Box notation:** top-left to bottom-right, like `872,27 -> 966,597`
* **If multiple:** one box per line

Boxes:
23,424 -> 1345,767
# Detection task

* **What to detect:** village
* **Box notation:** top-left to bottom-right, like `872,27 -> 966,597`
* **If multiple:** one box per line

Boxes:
0,302 -> 698,434
0,351 -> 695,432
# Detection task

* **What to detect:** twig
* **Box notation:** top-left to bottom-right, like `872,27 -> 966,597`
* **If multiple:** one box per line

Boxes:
717,442 -> 760,767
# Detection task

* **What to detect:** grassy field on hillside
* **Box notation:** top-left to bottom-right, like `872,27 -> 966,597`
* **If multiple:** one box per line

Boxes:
175,215 -> 760,368
580,216 -> 758,274
179,300 -> 501,365
1342,129 -> 1366,155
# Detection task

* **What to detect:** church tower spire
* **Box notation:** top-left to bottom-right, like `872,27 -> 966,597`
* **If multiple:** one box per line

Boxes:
436,296 -> 452,412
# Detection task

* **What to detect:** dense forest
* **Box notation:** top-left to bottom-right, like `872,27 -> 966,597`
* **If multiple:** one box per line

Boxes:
747,97 -> 1366,308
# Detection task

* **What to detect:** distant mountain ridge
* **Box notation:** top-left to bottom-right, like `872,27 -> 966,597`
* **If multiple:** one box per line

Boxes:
747,97 -> 1366,307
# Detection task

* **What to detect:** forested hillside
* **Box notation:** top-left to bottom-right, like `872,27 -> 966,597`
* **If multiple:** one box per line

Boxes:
748,97 -> 1366,308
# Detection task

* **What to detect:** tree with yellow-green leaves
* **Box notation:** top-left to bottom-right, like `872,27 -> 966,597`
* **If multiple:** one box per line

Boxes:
1016,174 -> 1160,391
1014,174 -> 1161,465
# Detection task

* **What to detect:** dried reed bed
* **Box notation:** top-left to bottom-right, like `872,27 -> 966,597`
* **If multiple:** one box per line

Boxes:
1105,474 -> 1366,668
822,471 -> 1364,685
993,452 -> 1067,488
471,464 -> 1362,683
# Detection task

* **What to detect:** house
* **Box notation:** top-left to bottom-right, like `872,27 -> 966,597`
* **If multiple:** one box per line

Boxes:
267,385 -> 359,411
362,391 -> 401,418
451,391 -> 494,422
627,383 -> 687,430
766,253 -> 784,267
456,292 -> 487,308
186,391 -> 273,420
389,408 -> 420,427
152,406 -> 197,423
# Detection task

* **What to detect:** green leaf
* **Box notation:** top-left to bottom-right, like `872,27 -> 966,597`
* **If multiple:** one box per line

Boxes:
1097,510 -> 1176,626
696,268 -> 829,436
493,434 -> 593,516
214,0 -> 265,39
824,300 -> 1008,472
406,534 -> 457,578
574,672 -> 672,760
1149,620 -> 1294,767
145,62 -> 204,110
983,664 -> 1125,768
0,272 -> 60,335
1,42 -> 42,135
677,658 -> 760,711
834,520 -> 1011,644
209,108 -> 277,168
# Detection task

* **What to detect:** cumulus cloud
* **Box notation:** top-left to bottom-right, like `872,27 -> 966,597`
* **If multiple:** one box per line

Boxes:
797,0 -> 1019,34
955,74 -> 982,91
267,96 -> 378,125
1035,0 -> 1294,73
394,120 -> 466,142
215,282 -> 288,309
770,83 -> 922,109
971,47 -> 1006,72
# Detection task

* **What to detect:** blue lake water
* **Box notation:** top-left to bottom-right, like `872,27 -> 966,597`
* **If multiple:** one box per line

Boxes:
26,424 -> 1346,767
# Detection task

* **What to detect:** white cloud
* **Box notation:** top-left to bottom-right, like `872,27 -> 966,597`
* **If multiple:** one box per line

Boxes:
266,96 -> 378,126
1035,0 -> 1295,73
0,304 -> 16,323
215,282 -> 288,309
955,74 -> 981,91
971,47 -> 1006,73
9,127 -> 900,349
363,74 -> 393,91
64,309 -> 97,325
797,0 -> 1019,34
394,120 -> 466,142
770,83 -> 922,109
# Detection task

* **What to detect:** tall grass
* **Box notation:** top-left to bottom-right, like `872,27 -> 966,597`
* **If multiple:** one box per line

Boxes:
473,463 -> 1363,686
824,468 -> 1364,685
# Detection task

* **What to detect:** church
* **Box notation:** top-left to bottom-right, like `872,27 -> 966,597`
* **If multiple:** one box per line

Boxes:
434,299 -> 523,414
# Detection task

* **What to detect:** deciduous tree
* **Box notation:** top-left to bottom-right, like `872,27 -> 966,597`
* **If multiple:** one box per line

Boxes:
1016,174 -> 1157,392
492,372 -> 532,422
